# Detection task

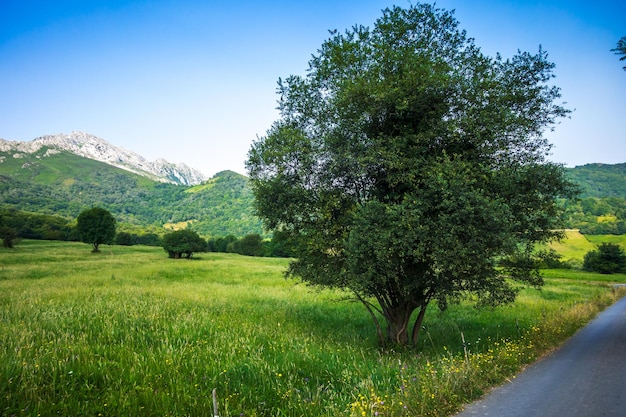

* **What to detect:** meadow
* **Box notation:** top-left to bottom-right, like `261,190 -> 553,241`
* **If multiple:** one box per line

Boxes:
1,240 -> 626,416
546,229 -> 626,268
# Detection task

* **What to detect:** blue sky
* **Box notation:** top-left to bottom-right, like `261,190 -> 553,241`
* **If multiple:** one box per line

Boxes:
1,1 -> 624,177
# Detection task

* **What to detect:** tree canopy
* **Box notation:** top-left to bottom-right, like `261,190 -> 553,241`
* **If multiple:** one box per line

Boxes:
76,207 -> 116,252
247,4 -> 577,346
583,243 -> 626,274
162,229 -> 207,259
233,233 -> 266,257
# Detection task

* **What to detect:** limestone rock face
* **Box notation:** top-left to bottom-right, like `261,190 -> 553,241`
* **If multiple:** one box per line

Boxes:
0,132 -> 206,185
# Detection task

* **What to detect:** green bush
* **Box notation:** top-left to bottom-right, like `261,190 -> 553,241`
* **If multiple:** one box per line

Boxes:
583,243 -> 626,274
115,232 -> 134,246
233,233 -> 265,256
0,226 -> 18,248
162,229 -> 206,259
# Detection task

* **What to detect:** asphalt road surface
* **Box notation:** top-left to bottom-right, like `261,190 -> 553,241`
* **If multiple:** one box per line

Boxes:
455,294 -> 626,417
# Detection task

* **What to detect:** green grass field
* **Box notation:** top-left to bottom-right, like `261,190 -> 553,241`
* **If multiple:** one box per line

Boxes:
2,240 -> 626,416
545,230 -> 626,268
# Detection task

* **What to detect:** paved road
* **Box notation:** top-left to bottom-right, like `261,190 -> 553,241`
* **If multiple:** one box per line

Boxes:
455,295 -> 626,417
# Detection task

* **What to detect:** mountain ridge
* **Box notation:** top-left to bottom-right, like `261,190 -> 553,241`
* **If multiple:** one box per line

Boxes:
0,132 -> 206,186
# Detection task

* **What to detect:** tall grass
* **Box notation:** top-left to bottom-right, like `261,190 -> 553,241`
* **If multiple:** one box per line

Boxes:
1,241 -> 625,416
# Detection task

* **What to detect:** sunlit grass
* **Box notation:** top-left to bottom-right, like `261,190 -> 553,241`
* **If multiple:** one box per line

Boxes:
585,234 -> 626,248
546,229 -> 596,266
1,240 -> 625,416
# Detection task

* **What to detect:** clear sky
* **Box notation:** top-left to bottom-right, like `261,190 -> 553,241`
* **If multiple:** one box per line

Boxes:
1,1 -> 624,177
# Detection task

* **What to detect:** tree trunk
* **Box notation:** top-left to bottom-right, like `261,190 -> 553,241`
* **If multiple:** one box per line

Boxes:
384,304 -> 418,346
411,303 -> 429,345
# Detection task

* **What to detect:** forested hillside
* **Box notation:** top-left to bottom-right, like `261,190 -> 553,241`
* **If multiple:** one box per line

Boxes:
0,150 -> 262,238
565,163 -> 626,198
561,163 -> 626,234
168,170 -> 263,237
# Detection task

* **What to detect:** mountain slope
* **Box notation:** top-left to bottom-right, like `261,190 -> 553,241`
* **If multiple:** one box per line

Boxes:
565,163 -> 626,198
0,132 -> 206,185
0,149 -> 263,237
172,170 -> 263,237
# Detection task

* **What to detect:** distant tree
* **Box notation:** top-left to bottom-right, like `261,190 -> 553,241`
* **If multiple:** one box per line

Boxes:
612,36 -> 626,71
234,234 -> 265,256
247,4 -> 577,346
210,235 -> 238,253
583,243 -> 626,274
115,231 -> 134,246
135,233 -> 161,246
162,229 -> 207,259
266,230 -> 297,258
76,207 -> 116,252
0,226 -> 19,248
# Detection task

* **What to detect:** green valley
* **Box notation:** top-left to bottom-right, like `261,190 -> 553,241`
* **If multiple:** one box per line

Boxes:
0,150 -> 262,238
1,144 -> 625,241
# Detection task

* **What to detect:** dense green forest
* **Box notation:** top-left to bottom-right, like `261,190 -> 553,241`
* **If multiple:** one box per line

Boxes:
561,163 -> 626,234
1,147 -> 624,241
560,197 -> 626,234
565,163 -> 626,198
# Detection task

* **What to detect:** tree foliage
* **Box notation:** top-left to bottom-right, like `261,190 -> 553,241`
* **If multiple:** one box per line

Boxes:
162,229 -> 207,259
247,4 -> 577,346
0,208 -> 74,241
76,207 -> 116,252
232,233 -> 266,257
583,243 -> 626,274
612,36 -> 626,71
0,226 -> 19,248
561,197 -> 626,235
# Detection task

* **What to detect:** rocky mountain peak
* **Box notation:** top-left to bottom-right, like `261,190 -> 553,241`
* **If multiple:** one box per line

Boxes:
0,132 -> 207,185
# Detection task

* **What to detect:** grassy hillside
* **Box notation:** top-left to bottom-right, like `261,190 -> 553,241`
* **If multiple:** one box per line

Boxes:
547,230 -> 597,265
0,148 -> 157,186
1,240 -> 625,416
545,230 -> 626,268
0,149 -> 263,237
585,234 -> 626,246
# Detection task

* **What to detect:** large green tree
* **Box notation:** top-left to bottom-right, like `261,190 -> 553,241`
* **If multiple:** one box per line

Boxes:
76,207 -> 116,252
247,4 -> 577,346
